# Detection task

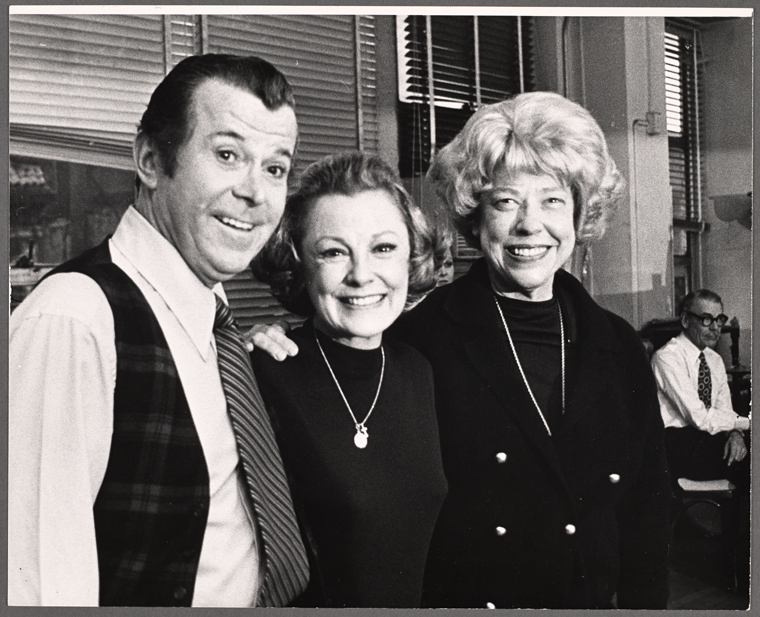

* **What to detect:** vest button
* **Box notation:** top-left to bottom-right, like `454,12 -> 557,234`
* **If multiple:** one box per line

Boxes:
173,586 -> 187,600
495,452 -> 507,463
495,526 -> 506,536
192,502 -> 206,517
565,524 -> 576,535
486,602 -> 496,609
609,473 -> 621,484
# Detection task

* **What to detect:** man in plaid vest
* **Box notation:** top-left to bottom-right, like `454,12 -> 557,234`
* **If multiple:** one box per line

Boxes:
10,54 -> 307,606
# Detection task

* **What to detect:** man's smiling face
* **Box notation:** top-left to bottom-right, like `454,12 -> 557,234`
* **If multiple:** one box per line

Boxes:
682,297 -> 725,351
147,78 -> 298,287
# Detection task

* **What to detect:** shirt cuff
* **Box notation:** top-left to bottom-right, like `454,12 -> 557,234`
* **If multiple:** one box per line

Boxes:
734,417 -> 751,432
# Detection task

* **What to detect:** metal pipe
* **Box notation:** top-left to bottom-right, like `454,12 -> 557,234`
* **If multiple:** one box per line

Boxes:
517,16 -> 525,93
162,16 -> 172,75
200,15 -> 208,54
425,15 -> 436,161
474,16 -> 481,107
693,28 -> 703,223
354,16 -> 365,151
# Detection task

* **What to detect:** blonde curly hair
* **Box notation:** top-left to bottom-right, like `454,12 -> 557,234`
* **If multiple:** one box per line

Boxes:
428,91 -> 626,249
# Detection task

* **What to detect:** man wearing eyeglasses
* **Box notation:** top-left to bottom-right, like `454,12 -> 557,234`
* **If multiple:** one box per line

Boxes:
651,289 -> 749,489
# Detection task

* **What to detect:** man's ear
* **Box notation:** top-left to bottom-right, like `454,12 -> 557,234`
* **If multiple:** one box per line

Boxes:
134,133 -> 161,190
680,312 -> 689,330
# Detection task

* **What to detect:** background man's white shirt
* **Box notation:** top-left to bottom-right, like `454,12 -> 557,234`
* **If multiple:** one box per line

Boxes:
651,332 -> 749,435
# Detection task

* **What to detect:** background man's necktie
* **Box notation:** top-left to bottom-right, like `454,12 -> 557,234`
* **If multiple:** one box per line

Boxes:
697,351 -> 712,409
213,297 -> 308,606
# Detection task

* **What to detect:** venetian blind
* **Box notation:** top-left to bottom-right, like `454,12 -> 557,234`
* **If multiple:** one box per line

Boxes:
397,15 -> 535,177
8,14 -> 172,169
358,16 -> 380,155
665,24 -> 706,224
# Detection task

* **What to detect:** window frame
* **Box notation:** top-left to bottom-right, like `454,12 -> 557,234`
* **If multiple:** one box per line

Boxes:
664,19 -> 707,311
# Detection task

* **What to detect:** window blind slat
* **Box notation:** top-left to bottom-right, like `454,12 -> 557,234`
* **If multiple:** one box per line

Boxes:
10,13 -> 164,37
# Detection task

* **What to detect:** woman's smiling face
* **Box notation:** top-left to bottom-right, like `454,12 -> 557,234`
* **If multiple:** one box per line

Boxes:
301,189 -> 411,349
475,169 -> 576,301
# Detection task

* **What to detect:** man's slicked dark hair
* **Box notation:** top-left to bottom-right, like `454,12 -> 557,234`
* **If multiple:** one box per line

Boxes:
138,53 -> 295,177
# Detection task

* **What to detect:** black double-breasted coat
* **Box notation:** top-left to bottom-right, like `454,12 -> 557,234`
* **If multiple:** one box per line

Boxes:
393,259 -> 671,609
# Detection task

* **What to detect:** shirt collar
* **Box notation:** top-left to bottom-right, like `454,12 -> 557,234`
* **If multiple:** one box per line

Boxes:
676,331 -> 705,363
111,206 -> 225,360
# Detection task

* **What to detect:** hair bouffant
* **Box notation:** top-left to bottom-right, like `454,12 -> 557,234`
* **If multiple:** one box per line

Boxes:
252,151 -> 447,317
428,91 -> 626,250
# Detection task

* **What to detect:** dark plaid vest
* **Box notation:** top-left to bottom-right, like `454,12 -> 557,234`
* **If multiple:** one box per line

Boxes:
46,240 -> 210,606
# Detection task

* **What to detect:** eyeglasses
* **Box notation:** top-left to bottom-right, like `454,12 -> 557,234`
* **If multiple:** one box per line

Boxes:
685,310 -> 729,328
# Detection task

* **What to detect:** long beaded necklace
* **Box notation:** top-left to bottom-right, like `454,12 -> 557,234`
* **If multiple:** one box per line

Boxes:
493,295 -> 565,437
315,329 -> 385,449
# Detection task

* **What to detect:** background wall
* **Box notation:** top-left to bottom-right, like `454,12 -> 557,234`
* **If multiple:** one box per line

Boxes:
700,18 -> 753,367
531,17 -> 675,329
582,17 -> 673,328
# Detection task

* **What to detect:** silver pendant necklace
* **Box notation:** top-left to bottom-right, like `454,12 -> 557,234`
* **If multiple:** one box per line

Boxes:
315,329 -> 385,449
493,295 -> 565,437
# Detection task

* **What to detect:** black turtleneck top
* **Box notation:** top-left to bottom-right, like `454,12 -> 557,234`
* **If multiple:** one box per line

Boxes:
494,293 -> 577,435
250,320 -> 447,608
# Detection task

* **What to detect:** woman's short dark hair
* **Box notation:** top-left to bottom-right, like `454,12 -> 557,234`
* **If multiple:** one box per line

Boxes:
138,53 -> 295,178
428,91 -> 626,250
252,151 -> 447,316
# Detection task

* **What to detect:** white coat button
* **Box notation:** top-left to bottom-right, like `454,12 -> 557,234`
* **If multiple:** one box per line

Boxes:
486,602 -> 496,609
609,473 -> 621,484
496,452 -> 508,463
495,526 -> 507,536
565,524 -> 576,535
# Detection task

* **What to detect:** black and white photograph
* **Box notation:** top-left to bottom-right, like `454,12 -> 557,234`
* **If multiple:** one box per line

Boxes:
6,6 -> 754,610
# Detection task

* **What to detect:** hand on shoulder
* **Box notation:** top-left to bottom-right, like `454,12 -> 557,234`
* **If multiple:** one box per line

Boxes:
243,320 -> 298,360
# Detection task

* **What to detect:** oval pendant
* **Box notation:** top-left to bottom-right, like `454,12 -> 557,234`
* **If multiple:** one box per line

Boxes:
354,430 -> 368,449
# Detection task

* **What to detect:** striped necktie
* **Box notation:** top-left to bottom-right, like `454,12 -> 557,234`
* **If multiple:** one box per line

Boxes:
697,351 -> 712,409
213,296 -> 308,606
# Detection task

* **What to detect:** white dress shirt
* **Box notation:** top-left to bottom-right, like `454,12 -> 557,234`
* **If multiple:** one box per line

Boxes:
651,332 -> 750,435
9,206 -> 260,607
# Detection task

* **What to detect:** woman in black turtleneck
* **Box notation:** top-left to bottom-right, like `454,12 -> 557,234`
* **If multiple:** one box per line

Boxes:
390,92 -> 670,609
249,152 -> 447,608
